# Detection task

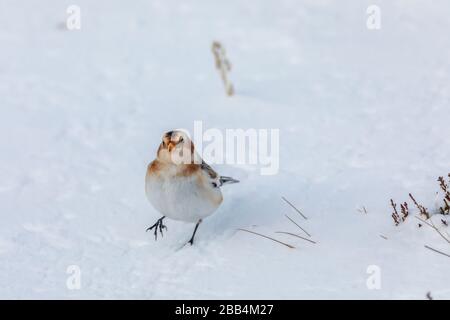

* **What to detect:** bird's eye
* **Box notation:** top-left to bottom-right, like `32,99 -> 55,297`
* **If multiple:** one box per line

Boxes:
179,137 -> 184,143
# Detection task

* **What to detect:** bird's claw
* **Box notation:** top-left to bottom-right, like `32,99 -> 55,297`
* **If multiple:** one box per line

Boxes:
182,238 -> 194,248
146,217 -> 167,240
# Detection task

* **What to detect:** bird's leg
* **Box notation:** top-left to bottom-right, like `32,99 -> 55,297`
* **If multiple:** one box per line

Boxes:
187,219 -> 202,246
146,216 -> 167,240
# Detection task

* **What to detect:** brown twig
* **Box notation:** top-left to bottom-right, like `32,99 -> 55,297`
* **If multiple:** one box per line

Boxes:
415,216 -> 450,244
284,214 -> 311,237
275,231 -> 316,244
391,199 -> 400,226
438,175 -> 450,215
424,245 -> 450,259
357,206 -> 368,214
409,193 -> 430,219
400,202 -> 409,221
237,228 -> 295,249
211,41 -> 234,96
282,196 -> 308,220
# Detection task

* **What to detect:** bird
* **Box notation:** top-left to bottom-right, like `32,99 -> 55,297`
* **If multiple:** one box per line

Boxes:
145,130 -> 239,245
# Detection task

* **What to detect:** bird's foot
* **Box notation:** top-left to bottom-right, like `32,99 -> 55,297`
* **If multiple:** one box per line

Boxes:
181,239 -> 194,249
184,219 -> 201,247
146,217 -> 167,240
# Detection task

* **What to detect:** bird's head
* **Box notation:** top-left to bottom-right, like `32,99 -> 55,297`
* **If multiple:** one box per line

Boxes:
157,130 -> 198,164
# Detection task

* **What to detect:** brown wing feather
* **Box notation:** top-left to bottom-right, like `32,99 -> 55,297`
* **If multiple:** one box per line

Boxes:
200,161 -> 218,179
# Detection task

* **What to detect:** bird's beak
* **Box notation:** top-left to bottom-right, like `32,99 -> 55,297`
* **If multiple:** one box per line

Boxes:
167,141 -> 176,152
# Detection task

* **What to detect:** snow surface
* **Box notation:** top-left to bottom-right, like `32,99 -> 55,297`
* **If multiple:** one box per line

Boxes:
1,0 -> 450,299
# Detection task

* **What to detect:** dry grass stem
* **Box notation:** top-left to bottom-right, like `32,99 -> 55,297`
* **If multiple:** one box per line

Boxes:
212,41 -> 234,96
284,214 -> 311,237
238,228 -> 295,249
358,206 -> 368,214
424,245 -> 450,259
409,193 -> 430,219
281,196 -> 308,220
415,216 -> 450,244
275,231 -> 316,244
391,199 -> 401,226
438,175 -> 450,215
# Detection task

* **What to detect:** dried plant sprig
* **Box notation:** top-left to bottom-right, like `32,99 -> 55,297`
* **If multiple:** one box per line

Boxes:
211,41 -> 234,96
238,228 -> 295,249
281,196 -> 308,220
415,216 -> 450,244
284,214 -> 311,237
409,193 -> 430,219
438,176 -> 448,194
389,173 -> 450,225
357,206 -> 368,214
400,202 -> 409,221
391,199 -> 401,226
438,175 -> 450,215
275,231 -> 316,244
424,245 -> 450,259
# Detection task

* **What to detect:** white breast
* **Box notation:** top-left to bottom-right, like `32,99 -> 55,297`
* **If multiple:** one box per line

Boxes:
145,165 -> 223,223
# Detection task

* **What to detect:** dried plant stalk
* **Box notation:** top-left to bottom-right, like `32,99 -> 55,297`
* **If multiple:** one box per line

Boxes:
281,196 -> 308,220
238,228 -> 294,249
409,193 -> 430,219
388,173 -> 450,226
275,231 -> 316,244
284,214 -> 311,237
400,202 -> 409,221
438,175 -> 450,215
415,216 -> 450,244
424,245 -> 450,259
212,41 -> 234,96
391,199 -> 401,226
357,206 -> 368,214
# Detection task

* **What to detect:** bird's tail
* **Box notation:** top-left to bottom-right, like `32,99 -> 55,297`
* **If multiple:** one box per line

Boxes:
219,176 -> 239,186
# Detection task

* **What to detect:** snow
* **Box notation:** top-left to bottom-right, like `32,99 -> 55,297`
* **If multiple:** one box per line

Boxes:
1,0 -> 450,299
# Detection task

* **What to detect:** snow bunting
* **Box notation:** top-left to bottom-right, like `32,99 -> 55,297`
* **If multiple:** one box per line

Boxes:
145,130 -> 239,245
